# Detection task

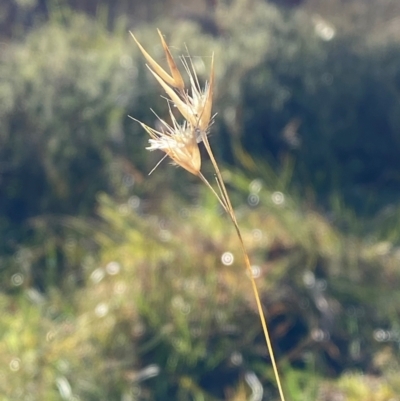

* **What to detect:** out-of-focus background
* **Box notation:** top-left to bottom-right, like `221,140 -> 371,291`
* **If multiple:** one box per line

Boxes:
1,0 -> 400,399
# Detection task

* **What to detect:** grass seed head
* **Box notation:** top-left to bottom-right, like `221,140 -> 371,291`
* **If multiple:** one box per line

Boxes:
131,110 -> 201,176
129,30 -> 184,91
131,30 -> 214,176
180,53 -> 215,133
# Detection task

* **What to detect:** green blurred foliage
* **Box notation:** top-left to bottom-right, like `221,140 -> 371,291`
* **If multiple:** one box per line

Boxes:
2,0 -> 400,287
1,0 -> 400,399
210,0 -> 400,212
2,182 -> 400,400
0,13 -> 154,289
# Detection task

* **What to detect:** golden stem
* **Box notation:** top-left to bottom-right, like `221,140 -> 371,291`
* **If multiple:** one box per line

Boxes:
201,136 -> 286,401
198,172 -> 229,213
230,219 -> 286,401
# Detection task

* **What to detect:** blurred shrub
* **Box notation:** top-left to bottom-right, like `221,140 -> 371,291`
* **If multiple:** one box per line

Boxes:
1,174 -> 400,400
0,14 -> 157,289
0,0 -> 217,38
319,372 -> 400,401
0,288 -> 140,401
3,0 -> 400,290
239,29 -> 400,211
80,181 -> 400,398
211,0 -> 400,212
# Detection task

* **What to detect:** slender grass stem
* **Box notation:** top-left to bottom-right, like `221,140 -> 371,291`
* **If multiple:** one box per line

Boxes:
201,136 -> 286,401
231,220 -> 286,401
198,172 -> 228,213
132,30 -> 286,401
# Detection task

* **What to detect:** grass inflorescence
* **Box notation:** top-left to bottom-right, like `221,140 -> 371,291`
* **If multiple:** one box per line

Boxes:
130,29 -> 286,401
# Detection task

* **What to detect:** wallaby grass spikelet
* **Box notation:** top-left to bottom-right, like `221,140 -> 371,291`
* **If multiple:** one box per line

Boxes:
130,30 -> 286,401
132,106 -> 201,176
